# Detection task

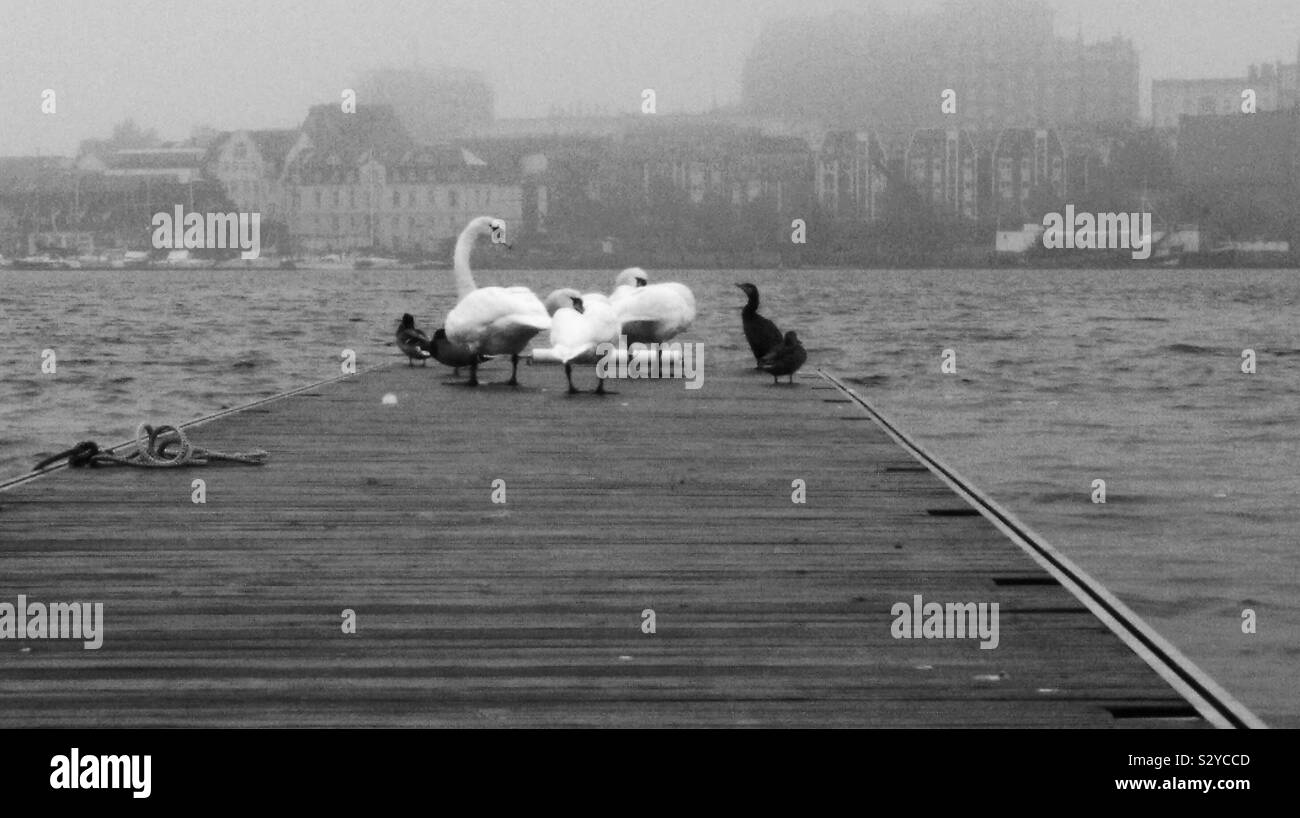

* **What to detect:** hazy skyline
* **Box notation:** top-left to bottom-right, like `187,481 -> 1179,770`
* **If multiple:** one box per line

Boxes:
1,0 -> 1297,156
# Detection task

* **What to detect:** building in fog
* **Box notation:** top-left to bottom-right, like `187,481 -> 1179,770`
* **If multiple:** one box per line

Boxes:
297,103 -> 414,158
990,127 -> 1065,219
1175,110 -> 1299,241
286,144 -> 522,254
1153,78 -> 1256,129
815,131 -> 888,224
0,157 -> 75,254
86,147 -> 207,183
468,136 -> 613,240
1057,130 -> 1109,202
1044,35 -> 1141,127
905,129 -> 982,220
0,150 -> 237,254
593,122 -> 812,213
741,0 -> 1139,131
1153,50 -> 1300,129
357,67 -> 494,142
204,130 -> 301,222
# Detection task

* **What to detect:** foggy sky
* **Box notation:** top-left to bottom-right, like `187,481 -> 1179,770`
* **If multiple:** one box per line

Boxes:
1,0 -> 1297,156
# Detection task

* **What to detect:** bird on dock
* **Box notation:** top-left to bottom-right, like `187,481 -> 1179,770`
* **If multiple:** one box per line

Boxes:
429,328 -> 487,377
736,283 -> 783,367
442,216 -> 551,387
395,313 -> 432,366
539,289 -> 621,395
542,287 -> 582,317
608,267 -> 696,344
758,331 -> 807,384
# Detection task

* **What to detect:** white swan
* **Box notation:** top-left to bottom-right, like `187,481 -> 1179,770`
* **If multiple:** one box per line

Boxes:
443,216 -> 551,386
538,288 -> 621,394
609,267 -> 696,344
609,267 -> 647,309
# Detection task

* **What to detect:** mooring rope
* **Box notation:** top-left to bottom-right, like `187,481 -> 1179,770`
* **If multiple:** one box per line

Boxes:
33,423 -> 268,471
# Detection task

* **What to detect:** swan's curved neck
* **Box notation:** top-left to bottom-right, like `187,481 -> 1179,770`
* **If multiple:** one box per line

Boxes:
743,291 -> 759,313
452,224 -> 480,299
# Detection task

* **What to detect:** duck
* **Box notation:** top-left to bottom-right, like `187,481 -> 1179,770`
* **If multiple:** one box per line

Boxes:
758,331 -> 807,384
736,283 -> 783,367
608,268 -> 695,344
442,216 -> 551,387
395,313 -> 432,366
429,328 -> 487,377
540,289 -> 621,394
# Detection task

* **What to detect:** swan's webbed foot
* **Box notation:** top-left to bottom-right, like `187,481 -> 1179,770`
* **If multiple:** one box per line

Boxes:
595,379 -> 614,396
465,363 -> 479,387
565,363 -> 580,394
508,354 -> 521,387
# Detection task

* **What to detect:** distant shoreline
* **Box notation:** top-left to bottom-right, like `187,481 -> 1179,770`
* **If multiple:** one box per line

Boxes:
6,250 -> 1297,272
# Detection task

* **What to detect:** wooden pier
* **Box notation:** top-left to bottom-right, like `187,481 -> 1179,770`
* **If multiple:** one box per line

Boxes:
0,356 -> 1263,728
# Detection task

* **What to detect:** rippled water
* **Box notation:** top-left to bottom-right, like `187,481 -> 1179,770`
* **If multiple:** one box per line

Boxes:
1,266 -> 1297,726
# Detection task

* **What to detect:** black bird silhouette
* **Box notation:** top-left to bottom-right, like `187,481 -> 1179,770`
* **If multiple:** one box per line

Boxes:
396,313 -> 432,366
736,283 -> 783,367
758,331 -> 807,384
429,328 -> 488,377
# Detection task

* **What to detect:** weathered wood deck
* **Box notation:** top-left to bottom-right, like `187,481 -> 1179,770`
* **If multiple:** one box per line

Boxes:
0,355 -> 1257,727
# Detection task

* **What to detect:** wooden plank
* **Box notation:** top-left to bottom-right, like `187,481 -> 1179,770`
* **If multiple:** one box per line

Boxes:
0,357 -> 1215,727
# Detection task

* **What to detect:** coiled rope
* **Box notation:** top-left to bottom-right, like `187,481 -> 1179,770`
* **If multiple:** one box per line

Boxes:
33,423 -> 268,471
